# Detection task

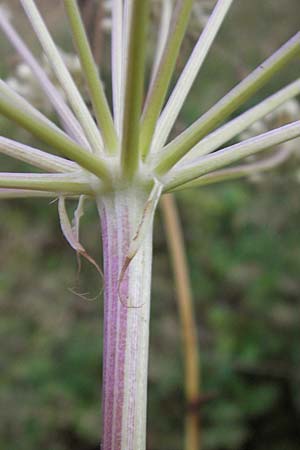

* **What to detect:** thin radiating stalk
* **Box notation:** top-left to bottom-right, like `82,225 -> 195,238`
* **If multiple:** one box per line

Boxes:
20,0 -> 104,154
166,120 -> 300,190
64,0 -> 118,154
0,172 -> 92,194
180,78 -> 300,164
0,85 -> 74,144
111,0 -> 124,136
0,12 -> 89,148
121,0 -> 149,178
150,0 -> 173,84
0,94 -> 110,181
121,0 -> 131,139
140,0 -> 194,158
171,143 -> 295,191
97,187 -> 153,450
0,137 -> 78,173
155,32 -> 300,175
161,194 -> 201,450
0,80 -> 66,135
0,188 -> 71,199
151,0 -> 234,154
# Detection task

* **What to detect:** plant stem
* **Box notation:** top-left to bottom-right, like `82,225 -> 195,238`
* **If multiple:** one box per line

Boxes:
97,187 -> 154,450
161,194 -> 201,450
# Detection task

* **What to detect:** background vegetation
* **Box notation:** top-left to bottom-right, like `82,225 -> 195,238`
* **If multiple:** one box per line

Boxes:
0,1 -> 300,449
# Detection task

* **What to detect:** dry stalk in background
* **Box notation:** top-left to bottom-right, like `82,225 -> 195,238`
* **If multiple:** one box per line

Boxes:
161,193 -> 201,450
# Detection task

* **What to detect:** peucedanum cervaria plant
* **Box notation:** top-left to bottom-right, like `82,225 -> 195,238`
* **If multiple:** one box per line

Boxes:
0,1 -> 300,449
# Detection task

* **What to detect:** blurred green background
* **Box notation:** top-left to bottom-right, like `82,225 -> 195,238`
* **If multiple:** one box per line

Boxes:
0,1 -> 300,449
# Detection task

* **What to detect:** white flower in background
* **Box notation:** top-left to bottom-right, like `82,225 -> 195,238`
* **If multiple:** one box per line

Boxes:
101,0 -> 113,31
0,3 -> 10,20
241,98 -> 300,140
238,98 -> 300,182
5,48 -> 85,113
192,0 -> 216,29
265,98 -> 300,123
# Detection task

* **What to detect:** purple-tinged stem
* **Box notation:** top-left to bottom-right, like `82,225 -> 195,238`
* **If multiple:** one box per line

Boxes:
97,188 -> 153,450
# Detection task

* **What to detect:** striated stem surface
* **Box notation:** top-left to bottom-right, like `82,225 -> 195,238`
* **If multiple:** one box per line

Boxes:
97,188 -> 153,450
